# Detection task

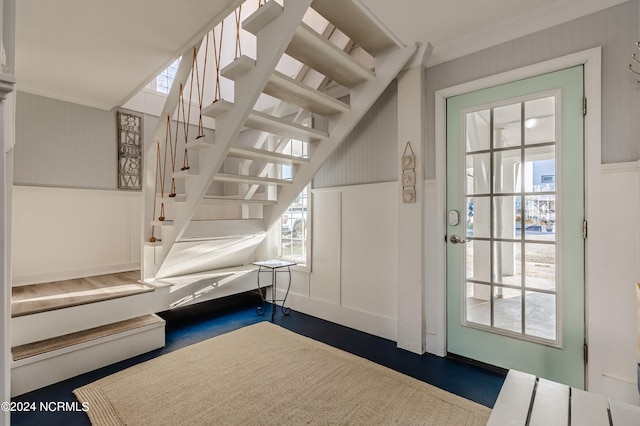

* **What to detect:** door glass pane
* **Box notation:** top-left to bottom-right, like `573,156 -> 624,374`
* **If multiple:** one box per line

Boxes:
494,149 -> 522,193
466,153 -> 491,195
466,109 -> 490,152
466,282 -> 491,326
524,195 -> 556,241
493,196 -> 520,239
525,292 -> 556,340
466,240 -> 491,282
494,103 -> 521,148
494,286 -> 522,333
467,196 -> 490,238
525,97 -> 556,145
493,241 -> 521,286
524,145 -> 556,193
524,244 -> 556,291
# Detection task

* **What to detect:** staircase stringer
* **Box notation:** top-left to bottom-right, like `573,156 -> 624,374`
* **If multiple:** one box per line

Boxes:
263,43 -> 418,227
151,0 -> 314,279
142,43 -> 203,280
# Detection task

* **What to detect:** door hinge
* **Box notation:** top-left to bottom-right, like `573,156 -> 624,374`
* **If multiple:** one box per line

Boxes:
583,97 -> 587,116
583,220 -> 588,239
584,343 -> 588,363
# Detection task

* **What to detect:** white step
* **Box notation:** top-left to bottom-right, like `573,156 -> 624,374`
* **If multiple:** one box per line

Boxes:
172,168 -> 198,179
202,99 -> 233,118
182,219 -> 266,240
263,71 -> 350,116
286,22 -> 374,88
187,137 -> 214,150
242,0 -> 282,35
245,108 -> 328,141
220,55 -> 255,80
311,0 -> 400,55
228,146 -> 310,165
155,193 -> 186,203
151,220 -> 174,227
11,314 -> 165,396
199,194 -> 276,205
201,197 -> 276,205
156,234 -> 267,279
202,99 -> 329,141
213,172 -> 292,186
11,285 -> 166,347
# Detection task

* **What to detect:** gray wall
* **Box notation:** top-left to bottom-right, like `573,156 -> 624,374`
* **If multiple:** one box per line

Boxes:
15,92 -> 118,189
14,92 -> 211,191
313,81 -> 398,188
426,0 -> 640,178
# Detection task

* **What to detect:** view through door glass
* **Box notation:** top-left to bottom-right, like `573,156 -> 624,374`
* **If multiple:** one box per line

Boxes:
446,66 -> 585,388
465,95 -> 558,342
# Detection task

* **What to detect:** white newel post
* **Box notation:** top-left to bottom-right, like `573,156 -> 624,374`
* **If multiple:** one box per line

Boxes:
396,62 -> 427,354
1,0 -> 15,422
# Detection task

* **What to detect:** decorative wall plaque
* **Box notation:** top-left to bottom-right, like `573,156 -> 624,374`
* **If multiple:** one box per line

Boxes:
401,141 -> 416,204
117,111 -> 143,190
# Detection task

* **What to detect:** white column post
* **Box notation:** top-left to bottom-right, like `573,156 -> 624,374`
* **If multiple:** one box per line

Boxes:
396,63 -> 427,354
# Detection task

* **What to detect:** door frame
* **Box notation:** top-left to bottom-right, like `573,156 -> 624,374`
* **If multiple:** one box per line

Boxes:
430,47 -> 602,389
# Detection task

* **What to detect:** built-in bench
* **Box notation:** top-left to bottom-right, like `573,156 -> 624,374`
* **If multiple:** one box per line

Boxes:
488,370 -> 640,425
11,313 -> 165,396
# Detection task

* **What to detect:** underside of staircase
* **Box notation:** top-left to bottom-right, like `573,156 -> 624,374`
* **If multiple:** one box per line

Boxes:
142,0 -> 417,286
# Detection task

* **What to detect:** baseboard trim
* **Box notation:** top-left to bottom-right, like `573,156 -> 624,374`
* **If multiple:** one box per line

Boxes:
280,291 -> 397,342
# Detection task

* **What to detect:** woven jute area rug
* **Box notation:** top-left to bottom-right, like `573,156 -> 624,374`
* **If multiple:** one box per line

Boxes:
75,322 -> 490,425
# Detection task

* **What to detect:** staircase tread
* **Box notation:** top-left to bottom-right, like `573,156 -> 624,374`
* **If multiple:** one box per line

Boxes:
245,108 -> 329,141
311,0 -> 399,55
202,99 -> 329,141
12,314 -> 163,361
11,271 -> 154,318
263,71 -> 350,117
220,55 -> 255,80
201,196 -> 276,205
214,172 -> 292,185
229,146 -> 310,165
242,0 -> 282,35
286,22 -> 374,88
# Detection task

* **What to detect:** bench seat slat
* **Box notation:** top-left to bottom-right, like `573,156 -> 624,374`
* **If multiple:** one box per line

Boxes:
529,378 -> 569,426
571,388 -> 610,426
608,399 -> 640,426
487,370 -> 536,426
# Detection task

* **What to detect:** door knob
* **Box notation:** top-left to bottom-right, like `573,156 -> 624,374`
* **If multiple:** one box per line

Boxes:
450,235 -> 466,244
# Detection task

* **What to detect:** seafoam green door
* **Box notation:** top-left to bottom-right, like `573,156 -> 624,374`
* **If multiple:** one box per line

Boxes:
446,66 -> 585,388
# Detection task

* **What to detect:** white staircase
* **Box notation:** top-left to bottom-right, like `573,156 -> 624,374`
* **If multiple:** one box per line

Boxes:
143,0 -> 417,292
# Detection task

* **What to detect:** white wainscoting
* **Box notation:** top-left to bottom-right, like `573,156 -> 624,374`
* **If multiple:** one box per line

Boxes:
597,162 -> 640,404
281,182 -> 398,341
12,186 -> 142,286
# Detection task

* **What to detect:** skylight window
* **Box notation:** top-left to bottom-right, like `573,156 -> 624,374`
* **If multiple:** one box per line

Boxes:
154,58 -> 181,94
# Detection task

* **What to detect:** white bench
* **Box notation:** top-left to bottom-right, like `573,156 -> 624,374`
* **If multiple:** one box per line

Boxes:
488,370 -> 640,425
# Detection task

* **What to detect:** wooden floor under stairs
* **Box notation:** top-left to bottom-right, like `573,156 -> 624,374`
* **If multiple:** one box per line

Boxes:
11,270 -> 153,317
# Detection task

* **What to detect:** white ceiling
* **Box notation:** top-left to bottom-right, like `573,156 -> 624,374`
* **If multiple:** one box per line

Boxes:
15,0 -> 244,110
360,0 -> 629,65
15,0 -> 629,111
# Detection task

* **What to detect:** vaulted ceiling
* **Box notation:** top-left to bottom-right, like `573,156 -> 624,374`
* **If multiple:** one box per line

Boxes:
15,0 -> 628,110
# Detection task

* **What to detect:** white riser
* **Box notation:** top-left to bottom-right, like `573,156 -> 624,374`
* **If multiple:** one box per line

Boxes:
155,267 -> 258,309
11,288 -> 169,346
11,319 -> 165,397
